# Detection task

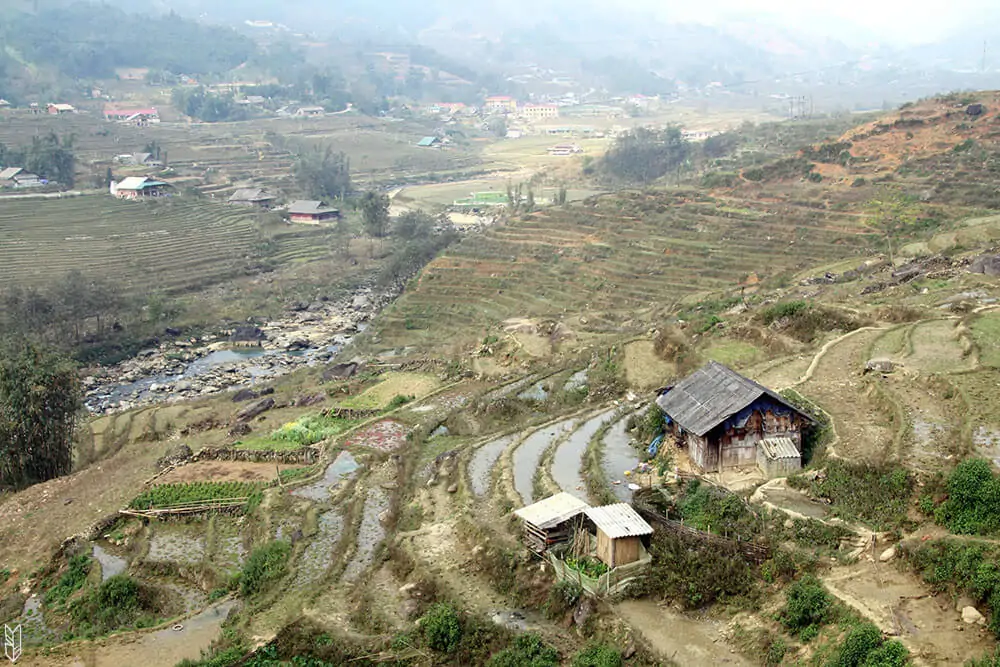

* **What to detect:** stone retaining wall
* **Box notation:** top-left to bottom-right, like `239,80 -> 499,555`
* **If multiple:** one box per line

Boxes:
324,407 -> 382,420
193,446 -> 319,464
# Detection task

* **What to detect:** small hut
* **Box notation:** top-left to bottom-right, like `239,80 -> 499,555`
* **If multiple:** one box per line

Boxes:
514,492 -> 590,555
583,504 -> 653,568
756,437 -> 802,478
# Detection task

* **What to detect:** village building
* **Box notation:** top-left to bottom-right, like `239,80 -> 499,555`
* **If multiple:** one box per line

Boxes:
655,361 -> 812,475
47,103 -> 75,115
547,144 -> 583,156
513,492 -> 590,555
583,504 -> 653,568
104,105 -> 160,123
520,103 -> 559,121
0,167 -> 43,188
294,106 -> 325,117
287,200 -> 340,223
114,153 -> 163,168
111,176 -> 169,200
0,99 -> 11,109
416,136 -> 442,148
228,188 -> 276,209
483,95 -> 518,114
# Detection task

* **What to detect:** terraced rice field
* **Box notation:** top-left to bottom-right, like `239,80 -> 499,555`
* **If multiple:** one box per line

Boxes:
468,435 -> 515,497
375,192 -> 872,351
512,417 -> 578,504
0,196 -> 263,295
551,410 -> 615,499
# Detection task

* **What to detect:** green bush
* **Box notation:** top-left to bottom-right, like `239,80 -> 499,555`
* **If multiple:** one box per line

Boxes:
967,648 -> 1000,666
935,459 -> 1000,535
780,575 -> 834,640
386,394 -> 415,410
422,603 -> 462,653
270,414 -> 355,446
826,621 -> 907,667
806,460 -> 913,529
544,580 -> 582,620
240,540 -> 291,598
571,642 -> 622,667
70,575 -> 155,636
488,633 -> 559,667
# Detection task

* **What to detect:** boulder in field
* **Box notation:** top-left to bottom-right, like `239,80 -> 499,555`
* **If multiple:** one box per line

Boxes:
235,397 -> 275,422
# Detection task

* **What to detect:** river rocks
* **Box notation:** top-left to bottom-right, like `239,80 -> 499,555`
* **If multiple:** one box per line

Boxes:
231,388 -> 259,403
235,397 -> 275,422
285,339 -> 310,351
879,546 -> 897,563
970,254 -> 1000,276
323,362 -> 360,381
962,606 -> 986,625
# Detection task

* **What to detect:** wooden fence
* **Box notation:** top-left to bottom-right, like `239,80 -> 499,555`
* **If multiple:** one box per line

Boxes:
120,496 -> 253,519
632,500 -> 771,564
548,549 -> 651,597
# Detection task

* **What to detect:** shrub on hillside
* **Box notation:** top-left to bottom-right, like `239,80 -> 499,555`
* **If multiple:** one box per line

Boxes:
934,458 -> 1000,535
240,540 -> 291,598
44,554 -> 92,609
779,575 -> 834,641
571,642 -> 622,667
543,580 -> 582,620
631,529 -> 760,609
757,301 -> 864,343
827,621 -> 908,667
487,633 -> 559,667
70,574 -> 158,636
422,603 -> 462,653
800,460 -> 913,529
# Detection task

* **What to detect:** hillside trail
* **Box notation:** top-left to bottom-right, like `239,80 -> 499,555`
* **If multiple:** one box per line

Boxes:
615,600 -> 750,666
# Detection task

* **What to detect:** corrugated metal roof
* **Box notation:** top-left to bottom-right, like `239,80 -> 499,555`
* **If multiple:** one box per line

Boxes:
759,437 -> 800,461
288,200 -> 337,215
585,504 -> 653,539
229,188 -> 273,202
0,167 -> 23,180
117,177 -> 167,190
417,136 -> 439,147
514,492 -> 590,529
655,362 -> 807,437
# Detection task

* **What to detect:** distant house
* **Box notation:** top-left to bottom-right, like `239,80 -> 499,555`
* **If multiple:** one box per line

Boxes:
547,144 -> 582,156
287,200 -> 340,223
0,99 -> 10,109
115,153 -> 163,168
484,96 -> 518,114
47,103 -> 75,115
0,167 -> 43,188
294,106 -> 325,117
111,176 -> 169,200
229,188 -> 275,209
520,103 -> 559,121
104,106 -> 160,123
416,136 -> 441,148
655,361 -> 813,475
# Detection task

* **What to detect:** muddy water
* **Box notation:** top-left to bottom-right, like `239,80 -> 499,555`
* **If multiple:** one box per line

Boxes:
213,535 -> 246,574
291,511 -> 344,591
18,600 -> 239,667
601,416 -> 641,502
468,435 -> 515,496
513,418 -> 577,504
292,451 -> 361,501
92,543 -> 127,581
552,410 -> 614,499
758,486 -> 829,520
18,595 -> 57,645
341,488 -> 389,582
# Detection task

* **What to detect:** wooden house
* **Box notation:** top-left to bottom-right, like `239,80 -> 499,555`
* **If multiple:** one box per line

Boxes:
229,188 -> 275,209
287,200 -> 340,223
111,176 -> 169,200
513,492 -> 590,555
583,504 -> 652,568
655,362 -> 813,475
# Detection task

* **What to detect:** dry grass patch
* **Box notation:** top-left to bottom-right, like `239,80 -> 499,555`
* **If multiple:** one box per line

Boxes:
338,372 -> 441,410
624,340 -> 675,389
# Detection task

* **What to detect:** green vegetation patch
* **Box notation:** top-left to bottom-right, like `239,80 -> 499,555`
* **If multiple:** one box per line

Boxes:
44,554 -> 92,610
239,540 -> 291,598
971,314 -> 1000,368
70,574 -> 161,638
757,301 -> 866,344
779,574 -> 835,641
129,481 -> 266,510
489,633 -> 560,667
789,460 -> 913,530
933,458 -> 1000,535
268,414 -> 359,447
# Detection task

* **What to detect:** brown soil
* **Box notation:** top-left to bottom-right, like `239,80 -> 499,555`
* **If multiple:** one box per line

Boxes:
616,599 -> 750,665
624,340 -> 676,389
822,561 -> 995,665
158,461 -> 298,484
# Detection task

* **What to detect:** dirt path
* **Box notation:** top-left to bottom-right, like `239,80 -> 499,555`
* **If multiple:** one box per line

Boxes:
796,328 -> 897,461
616,600 -> 750,666
822,563 -> 994,666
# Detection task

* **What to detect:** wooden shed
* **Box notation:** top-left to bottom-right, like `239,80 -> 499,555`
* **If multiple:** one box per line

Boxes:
514,492 -> 590,555
584,504 -> 653,568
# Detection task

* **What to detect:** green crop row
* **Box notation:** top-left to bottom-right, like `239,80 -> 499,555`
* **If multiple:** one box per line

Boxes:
129,481 -> 268,510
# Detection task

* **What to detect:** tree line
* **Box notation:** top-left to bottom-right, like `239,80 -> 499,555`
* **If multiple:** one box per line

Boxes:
0,133 -> 76,187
